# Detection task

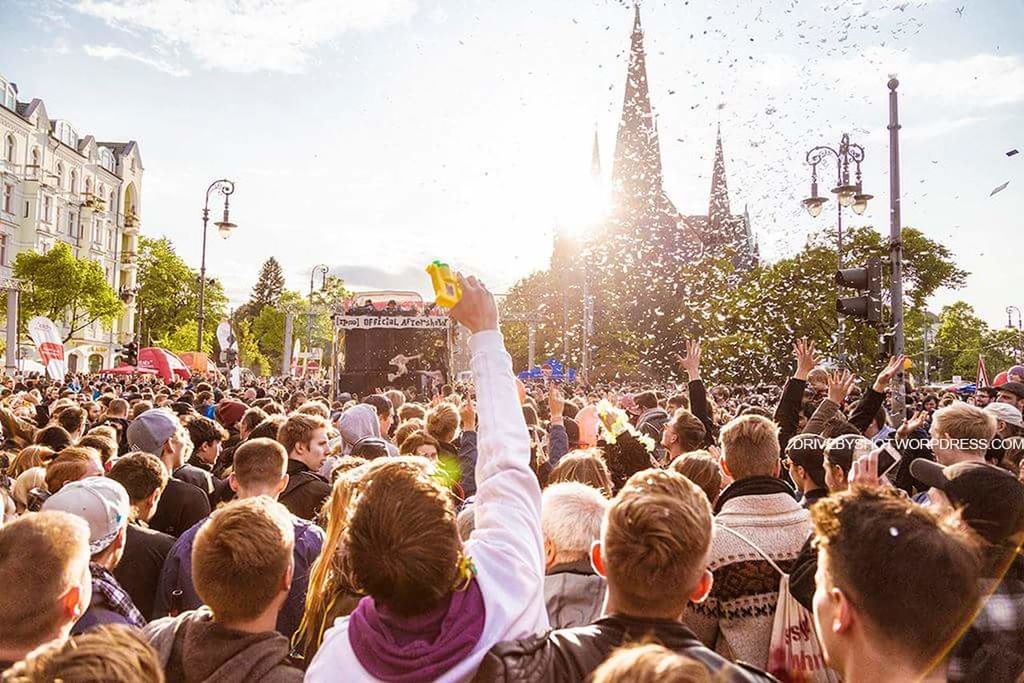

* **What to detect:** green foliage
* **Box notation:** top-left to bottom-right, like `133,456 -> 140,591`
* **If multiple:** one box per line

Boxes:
231,317 -> 271,376
249,257 -> 286,317
155,320 -> 207,356
503,224 -> 970,384
13,243 -> 123,342
137,236 -> 226,348
931,301 -> 1017,381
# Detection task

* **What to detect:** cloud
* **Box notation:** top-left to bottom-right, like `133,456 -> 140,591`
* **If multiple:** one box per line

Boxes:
72,0 -> 418,73
903,115 -> 987,140
823,48 -> 1024,107
83,43 -> 190,76
320,264 -> 432,295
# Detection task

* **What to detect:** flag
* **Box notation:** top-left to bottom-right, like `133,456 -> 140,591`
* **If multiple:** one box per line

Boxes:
977,355 -> 989,388
27,317 -> 67,381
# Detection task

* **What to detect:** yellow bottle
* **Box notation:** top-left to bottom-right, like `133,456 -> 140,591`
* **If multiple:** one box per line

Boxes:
426,261 -> 462,308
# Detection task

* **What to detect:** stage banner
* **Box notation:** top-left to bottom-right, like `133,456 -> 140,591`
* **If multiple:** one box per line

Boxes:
27,316 -> 67,380
337,316 -> 450,330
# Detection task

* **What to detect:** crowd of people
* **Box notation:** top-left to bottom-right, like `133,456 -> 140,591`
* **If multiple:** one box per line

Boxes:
1,275 -> 1023,682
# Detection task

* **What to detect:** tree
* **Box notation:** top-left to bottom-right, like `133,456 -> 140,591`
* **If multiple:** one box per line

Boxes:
13,243 -> 123,342
504,223 -> 970,384
249,258 -> 286,317
136,235 -> 227,348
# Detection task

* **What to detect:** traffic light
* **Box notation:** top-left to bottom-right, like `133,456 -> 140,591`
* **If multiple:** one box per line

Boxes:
124,340 -> 139,366
835,256 -> 882,324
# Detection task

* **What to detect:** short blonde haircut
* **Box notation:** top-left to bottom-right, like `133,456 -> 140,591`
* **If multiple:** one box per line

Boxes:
602,469 -> 712,614
933,402 -> 997,456
0,511 -> 91,649
592,643 -> 711,683
425,403 -> 459,445
232,438 -> 288,490
393,419 -> 424,450
192,498 -> 295,622
719,414 -> 780,480
2,624 -> 164,683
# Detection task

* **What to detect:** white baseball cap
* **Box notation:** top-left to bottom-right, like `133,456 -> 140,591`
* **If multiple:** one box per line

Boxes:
42,478 -> 130,554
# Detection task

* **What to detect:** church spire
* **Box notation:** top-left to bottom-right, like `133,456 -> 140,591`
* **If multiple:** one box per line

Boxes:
708,123 -> 730,233
611,3 -> 663,206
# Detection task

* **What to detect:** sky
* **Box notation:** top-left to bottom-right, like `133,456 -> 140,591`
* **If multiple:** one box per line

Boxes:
1,0 -> 1021,329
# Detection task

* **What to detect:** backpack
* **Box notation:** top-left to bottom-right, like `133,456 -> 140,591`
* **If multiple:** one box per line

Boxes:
718,526 -> 840,683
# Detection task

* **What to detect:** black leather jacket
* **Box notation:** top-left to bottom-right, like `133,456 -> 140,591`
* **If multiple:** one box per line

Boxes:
474,614 -> 777,682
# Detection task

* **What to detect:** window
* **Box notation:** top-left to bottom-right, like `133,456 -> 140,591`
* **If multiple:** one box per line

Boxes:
56,206 -> 62,232
0,234 -> 6,266
70,169 -> 78,195
55,162 -> 64,189
99,148 -> 115,172
68,212 -> 76,238
43,195 -> 52,223
3,135 -> 13,163
85,177 -> 92,197
109,191 -> 116,216
29,148 -> 40,177
2,184 -> 12,214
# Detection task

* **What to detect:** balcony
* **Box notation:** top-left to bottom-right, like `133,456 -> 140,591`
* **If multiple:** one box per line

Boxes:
120,250 -> 138,270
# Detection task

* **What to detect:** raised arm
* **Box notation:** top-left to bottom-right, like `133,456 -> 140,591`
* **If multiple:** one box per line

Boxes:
849,355 -> 905,433
546,384 -> 570,467
775,338 -> 817,450
678,340 -> 714,446
450,276 -> 543,574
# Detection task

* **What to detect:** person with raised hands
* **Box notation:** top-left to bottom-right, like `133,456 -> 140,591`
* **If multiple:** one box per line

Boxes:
774,338 -> 819,451
305,273 -> 548,682
676,340 -> 715,447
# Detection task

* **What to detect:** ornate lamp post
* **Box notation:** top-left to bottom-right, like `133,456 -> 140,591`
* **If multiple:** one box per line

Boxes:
802,133 -> 872,365
197,179 -> 237,352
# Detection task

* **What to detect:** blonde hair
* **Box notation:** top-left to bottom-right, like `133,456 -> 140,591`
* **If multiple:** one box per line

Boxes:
393,419 -> 424,451
8,446 -> 55,477
293,464 -> 369,661
1,624 -> 164,683
425,403 -> 459,445
192,498 -> 295,623
602,469 -> 712,614
591,643 -> 711,683
12,467 -> 46,511
719,414 -> 780,480
547,450 -> 614,498
0,511 -> 91,649
669,451 -> 723,504
933,402 -> 997,456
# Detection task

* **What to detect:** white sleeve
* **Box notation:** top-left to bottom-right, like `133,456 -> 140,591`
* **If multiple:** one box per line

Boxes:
465,330 -> 544,577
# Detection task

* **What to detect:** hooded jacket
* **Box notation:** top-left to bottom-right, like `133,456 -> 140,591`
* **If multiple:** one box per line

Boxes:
320,404 -> 399,477
144,607 -> 301,683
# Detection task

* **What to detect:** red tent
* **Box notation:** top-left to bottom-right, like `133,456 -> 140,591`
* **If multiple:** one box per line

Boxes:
104,365 -> 159,376
138,347 -> 192,382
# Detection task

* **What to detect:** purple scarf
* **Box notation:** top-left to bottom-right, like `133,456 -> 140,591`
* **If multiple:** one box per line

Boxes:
348,577 -> 486,682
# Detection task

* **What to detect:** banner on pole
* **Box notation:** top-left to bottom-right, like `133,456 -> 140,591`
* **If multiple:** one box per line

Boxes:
27,316 -> 67,380
336,316 -> 450,330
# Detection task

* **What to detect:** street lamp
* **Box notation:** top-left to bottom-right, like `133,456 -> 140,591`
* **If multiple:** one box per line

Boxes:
803,133 -> 870,365
307,264 -> 329,375
1008,305 -> 1023,363
197,179 -> 236,352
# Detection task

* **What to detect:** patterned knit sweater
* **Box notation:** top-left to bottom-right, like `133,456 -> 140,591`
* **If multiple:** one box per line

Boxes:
683,491 -> 812,669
